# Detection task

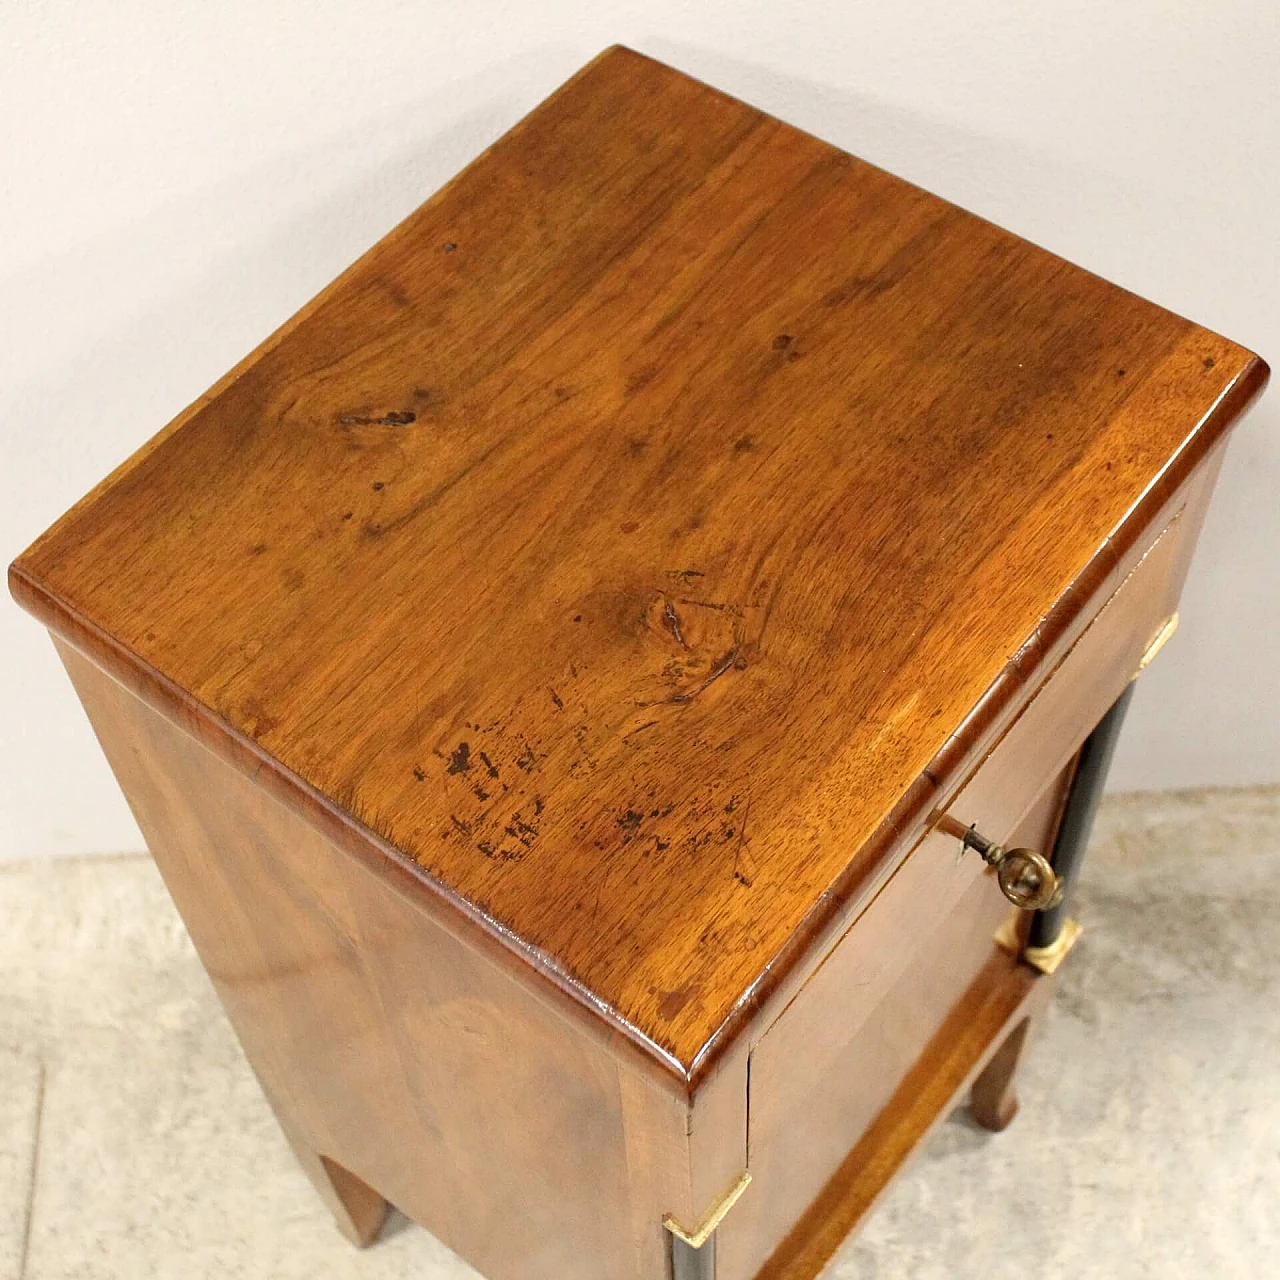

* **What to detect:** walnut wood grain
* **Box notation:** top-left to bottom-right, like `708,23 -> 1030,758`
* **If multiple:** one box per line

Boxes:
722,761 -> 1073,1278
752,951 -> 1053,1280
53,636 -> 713,1278
9,46 -> 1268,1089
719,447 -> 1218,1276
969,1014 -> 1037,1133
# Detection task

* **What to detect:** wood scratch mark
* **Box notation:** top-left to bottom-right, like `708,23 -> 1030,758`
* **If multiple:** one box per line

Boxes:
662,596 -> 688,648
667,646 -> 740,704
622,720 -> 660,743
338,410 -> 416,426
588,865 -> 608,924
677,597 -> 744,616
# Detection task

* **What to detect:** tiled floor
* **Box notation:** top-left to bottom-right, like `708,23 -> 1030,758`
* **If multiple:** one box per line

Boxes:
2,786 -> 1277,1279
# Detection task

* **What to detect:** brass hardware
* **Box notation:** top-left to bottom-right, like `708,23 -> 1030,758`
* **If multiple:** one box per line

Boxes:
1023,916 -> 1083,975
1136,611 -> 1179,676
993,908 -> 1083,974
663,1170 -> 752,1249
961,826 -> 1063,911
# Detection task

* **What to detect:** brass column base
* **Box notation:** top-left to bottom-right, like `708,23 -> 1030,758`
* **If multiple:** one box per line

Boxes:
1023,917 -> 1083,975
994,911 -> 1083,976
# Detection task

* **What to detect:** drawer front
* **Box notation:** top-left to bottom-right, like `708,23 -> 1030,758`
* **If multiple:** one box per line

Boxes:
719,476 -> 1210,1279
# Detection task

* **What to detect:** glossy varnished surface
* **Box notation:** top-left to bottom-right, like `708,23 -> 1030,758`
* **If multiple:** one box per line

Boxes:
54,638 -> 705,1279
9,46 -> 1267,1075
752,949 -> 1051,1280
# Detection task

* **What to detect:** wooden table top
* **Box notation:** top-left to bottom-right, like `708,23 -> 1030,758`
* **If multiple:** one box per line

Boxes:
12,47 -> 1266,1079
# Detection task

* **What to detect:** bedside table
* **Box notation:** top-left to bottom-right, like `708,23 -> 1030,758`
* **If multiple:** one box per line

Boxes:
10,45 -> 1267,1280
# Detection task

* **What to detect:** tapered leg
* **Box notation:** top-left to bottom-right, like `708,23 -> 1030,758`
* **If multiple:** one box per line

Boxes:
276,1112 -> 389,1246
968,1015 -> 1034,1132
236,1052 -> 387,1242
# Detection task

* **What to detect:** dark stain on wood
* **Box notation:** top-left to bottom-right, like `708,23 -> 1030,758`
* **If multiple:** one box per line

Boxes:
338,410 -> 417,426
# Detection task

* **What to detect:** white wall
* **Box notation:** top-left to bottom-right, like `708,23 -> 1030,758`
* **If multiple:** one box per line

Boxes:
3,2 -> 1277,858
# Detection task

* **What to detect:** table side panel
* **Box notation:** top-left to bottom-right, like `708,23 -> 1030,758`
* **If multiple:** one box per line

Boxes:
52,639 -> 692,1280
